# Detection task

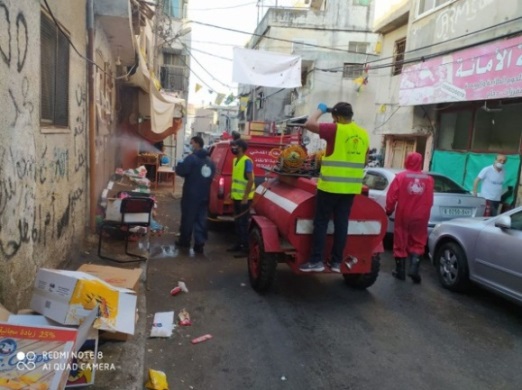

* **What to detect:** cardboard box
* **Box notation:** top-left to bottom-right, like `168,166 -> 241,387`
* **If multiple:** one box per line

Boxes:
30,269 -> 137,335
0,309 -> 97,390
76,264 -> 142,343
76,264 -> 142,293
65,328 -> 99,388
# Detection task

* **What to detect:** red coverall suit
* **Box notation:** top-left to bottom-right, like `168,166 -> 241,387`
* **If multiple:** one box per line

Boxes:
385,152 -> 434,283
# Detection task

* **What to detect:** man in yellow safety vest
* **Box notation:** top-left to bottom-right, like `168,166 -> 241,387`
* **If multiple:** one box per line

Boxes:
299,102 -> 369,273
227,139 -> 255,254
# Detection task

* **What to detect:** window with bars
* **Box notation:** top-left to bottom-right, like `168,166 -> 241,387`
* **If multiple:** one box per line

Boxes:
41,12 -> 69,127
163,52 -> 184,66
418,0 -> 452,16
160,65 -> 186,91
348,41 -> 369,54
343,63 -> 364,79
392,38 -> 406,76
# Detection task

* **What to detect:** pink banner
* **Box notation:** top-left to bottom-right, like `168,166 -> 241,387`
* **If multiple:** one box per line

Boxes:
399,35 -> 522,105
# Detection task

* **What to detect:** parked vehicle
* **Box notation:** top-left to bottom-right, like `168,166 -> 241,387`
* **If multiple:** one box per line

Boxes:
428,206 -> 522,305
207,134 -> 302,221
363,168 -> 487,234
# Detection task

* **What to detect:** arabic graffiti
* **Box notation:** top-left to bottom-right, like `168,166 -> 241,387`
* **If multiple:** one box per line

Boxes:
435,0 -> 496,41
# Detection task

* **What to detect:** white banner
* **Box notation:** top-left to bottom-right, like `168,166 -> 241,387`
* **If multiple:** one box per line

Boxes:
232,47 -> 302,88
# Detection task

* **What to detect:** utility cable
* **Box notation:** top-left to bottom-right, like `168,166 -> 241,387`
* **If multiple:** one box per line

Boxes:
189,1 -> 257,11
181,43 -> 235,88
43,0 -> 135,80
189,16 -> 522,71
189,20 -> 365,54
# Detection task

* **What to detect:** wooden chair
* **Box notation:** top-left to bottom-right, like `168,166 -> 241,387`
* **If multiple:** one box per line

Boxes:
98,196 -> 155,263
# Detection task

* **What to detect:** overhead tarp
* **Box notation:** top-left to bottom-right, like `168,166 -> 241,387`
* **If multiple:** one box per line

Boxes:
399,35 -> 522,106
129,37 -> 185,134
431,150 -> 521,204
232,47 -> 302,88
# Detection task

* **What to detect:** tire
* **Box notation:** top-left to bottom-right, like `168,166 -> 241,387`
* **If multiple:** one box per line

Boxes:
248,227 -> 278,293
435,241 -> 470,292
343,255 -> 380,290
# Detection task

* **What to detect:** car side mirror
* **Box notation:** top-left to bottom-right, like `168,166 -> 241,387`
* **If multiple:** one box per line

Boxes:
495,215 -> 511,229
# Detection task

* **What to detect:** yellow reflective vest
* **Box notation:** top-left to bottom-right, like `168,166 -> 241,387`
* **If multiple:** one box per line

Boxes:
231,155 -> 255,200
317,122 -> 369,194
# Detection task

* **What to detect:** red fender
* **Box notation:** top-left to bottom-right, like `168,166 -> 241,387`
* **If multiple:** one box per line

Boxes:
250,215 -> 283,253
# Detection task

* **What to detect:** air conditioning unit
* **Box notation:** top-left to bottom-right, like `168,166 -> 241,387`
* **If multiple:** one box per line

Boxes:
284,104 -> 294,117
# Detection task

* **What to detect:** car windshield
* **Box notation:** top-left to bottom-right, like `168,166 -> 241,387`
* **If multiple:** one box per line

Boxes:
431,174 -> 469,194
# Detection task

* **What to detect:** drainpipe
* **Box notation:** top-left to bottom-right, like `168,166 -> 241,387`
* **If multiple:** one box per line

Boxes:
87,0 -> 96,233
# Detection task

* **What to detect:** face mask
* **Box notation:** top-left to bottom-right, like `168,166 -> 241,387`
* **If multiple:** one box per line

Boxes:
495,162 -> 504,169
231,148 -> 239,155
189,145 -> 194,152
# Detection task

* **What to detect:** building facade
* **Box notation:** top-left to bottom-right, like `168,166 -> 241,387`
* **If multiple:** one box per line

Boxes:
374,0 -> 522,206
239,0 -> 381,151
0,0 -> 188,310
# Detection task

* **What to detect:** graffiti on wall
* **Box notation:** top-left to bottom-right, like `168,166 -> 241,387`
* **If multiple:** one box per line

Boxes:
435,0 -> 496,40
0,2 -> 87,262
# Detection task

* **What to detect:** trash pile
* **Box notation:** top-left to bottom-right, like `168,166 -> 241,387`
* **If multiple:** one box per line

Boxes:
98,167 -> 166,239
0,264 -> 141,390
146,281 -> 213,390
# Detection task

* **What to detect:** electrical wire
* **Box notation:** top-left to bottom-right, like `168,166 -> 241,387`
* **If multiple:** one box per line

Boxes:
373,106 -> 401,131
189,16 -> 522,72
189,47 -> 234,61
189,20 -> 366,54
189,1 -> 258,11
181,43 -> 235,88
43,0 -> 135,80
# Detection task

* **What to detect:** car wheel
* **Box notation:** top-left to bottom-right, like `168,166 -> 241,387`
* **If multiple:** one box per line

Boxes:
248,227 -> 278,293
435,241 -> 470,292
343,254 -> 380,290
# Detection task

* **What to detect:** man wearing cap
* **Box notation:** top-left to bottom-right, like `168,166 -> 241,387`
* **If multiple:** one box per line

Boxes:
227,139 -> 255,254
299,102 -> 369,273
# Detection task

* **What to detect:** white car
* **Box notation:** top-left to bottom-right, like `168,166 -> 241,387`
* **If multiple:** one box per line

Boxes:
363,168 -> 487,234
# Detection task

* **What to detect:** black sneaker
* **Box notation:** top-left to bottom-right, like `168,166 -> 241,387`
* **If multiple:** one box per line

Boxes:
193,244 -> 204,254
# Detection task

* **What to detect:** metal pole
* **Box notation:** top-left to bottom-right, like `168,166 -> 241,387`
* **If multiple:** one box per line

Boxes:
87,0 -> 96,234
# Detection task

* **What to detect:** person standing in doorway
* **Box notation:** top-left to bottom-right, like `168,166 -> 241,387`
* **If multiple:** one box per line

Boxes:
299,102 -> 369,273
227,139 -> 255,255
175,136 -> 215,254
472,154 -> 507,216
386,152 -> 434,284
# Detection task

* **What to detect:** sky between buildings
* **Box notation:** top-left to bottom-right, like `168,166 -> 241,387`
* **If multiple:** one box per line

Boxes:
186,0 -> 393,106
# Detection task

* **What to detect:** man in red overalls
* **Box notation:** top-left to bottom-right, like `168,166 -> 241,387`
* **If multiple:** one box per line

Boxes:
385,152 -> 434,283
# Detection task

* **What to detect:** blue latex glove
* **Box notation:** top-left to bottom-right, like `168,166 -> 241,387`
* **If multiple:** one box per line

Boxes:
317,103 -> 328,114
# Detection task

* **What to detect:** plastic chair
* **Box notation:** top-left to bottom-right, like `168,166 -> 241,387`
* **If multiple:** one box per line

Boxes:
98,197 -> 155,263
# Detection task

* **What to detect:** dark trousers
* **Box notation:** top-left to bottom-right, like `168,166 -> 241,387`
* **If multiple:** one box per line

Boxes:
233,200 -> 252,248
309,190 -> 355,264
179,198 -> 209,247
487,200 -> 501,216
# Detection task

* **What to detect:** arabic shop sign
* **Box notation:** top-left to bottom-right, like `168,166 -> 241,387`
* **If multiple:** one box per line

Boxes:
399,35 -> 522,105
